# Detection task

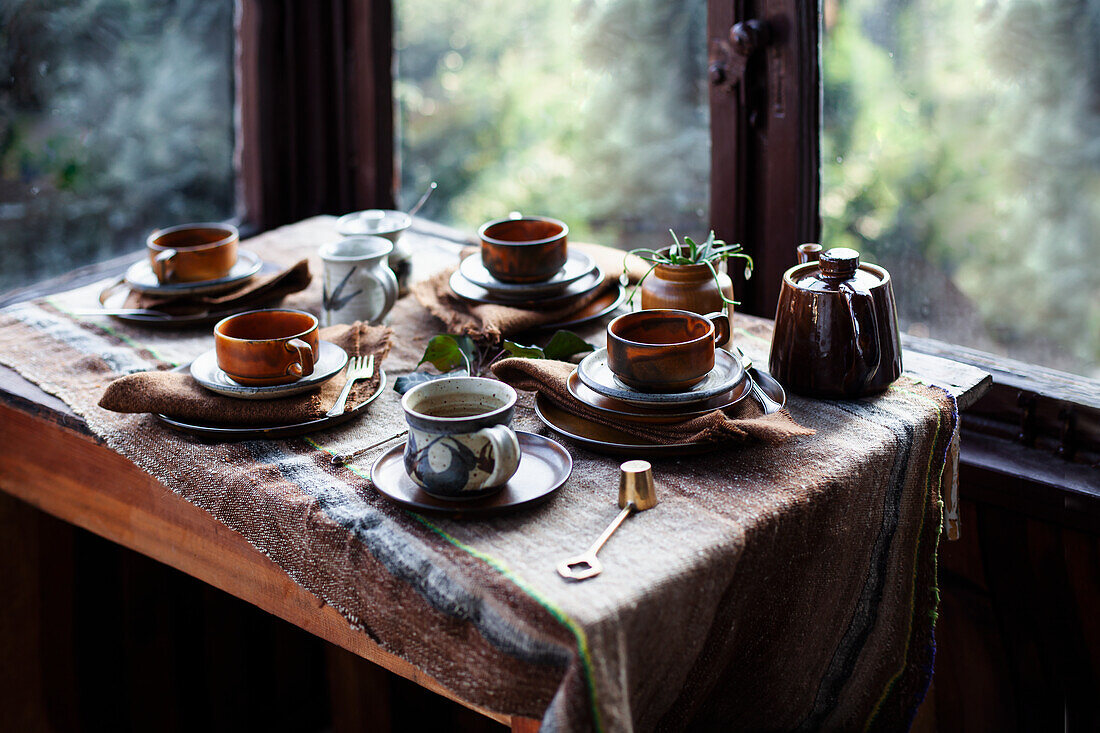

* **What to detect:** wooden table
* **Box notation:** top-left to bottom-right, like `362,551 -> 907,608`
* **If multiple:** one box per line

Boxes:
0,221 -> 991,730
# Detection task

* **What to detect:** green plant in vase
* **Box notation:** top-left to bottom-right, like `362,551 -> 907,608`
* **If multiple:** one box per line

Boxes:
625,230 -> 754,320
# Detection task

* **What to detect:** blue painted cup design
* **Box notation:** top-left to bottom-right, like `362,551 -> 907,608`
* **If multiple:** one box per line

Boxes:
401,377 -> 521,499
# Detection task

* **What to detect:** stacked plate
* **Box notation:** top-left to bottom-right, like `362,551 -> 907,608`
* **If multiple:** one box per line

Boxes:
449,250 -> 627,327
534,346 -> 771,455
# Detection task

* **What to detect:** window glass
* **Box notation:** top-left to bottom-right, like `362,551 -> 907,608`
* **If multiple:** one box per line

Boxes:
395,0 -> 710,251
0,0 -> 235,293
822,0 -> 1100,377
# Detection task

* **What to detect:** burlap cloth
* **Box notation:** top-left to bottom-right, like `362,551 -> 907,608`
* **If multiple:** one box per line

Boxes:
0,217 -> 959,732
411,243 -> 651,342
123,258 -> 312,315
491,356 -> 814,445
98,323 -> 391,426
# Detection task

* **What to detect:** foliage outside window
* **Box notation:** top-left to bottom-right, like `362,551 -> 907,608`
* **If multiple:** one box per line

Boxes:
0,0 -> 235,293
395,0 -> 710,251
822,0 -> 1100,378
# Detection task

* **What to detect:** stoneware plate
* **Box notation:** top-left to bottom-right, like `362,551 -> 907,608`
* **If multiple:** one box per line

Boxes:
566,370 -> 751,422
533,374 -> 784,456
125,249 -> 263,295
370,431 -> 572,517
155,369 -> 386,440
449,266 -> 603,308
539,284 -> 629,330
189,341 -> 349,399
458,249 -> 595,295
577,347 -> 745,406
533,394 -> 715,456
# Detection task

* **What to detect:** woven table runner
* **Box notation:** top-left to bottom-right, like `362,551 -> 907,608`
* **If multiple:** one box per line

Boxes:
0,217 -> 958,732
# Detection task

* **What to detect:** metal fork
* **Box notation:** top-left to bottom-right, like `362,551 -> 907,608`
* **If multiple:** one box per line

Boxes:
326,353 -> 375,418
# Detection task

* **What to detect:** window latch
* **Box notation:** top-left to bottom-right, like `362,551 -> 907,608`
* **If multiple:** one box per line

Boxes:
709,19 -> 770,115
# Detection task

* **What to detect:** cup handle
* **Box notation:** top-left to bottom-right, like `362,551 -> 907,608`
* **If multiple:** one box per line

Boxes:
370,263 -> 398,323
840,285 -> 881,392
284,338 -> 315,379
153,249 -> 177,282
704,311 -> 731,348
474,424 -> 521,488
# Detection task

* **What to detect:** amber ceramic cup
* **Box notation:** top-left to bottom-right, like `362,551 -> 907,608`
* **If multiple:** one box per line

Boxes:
478,216 -> 568,283
606,309 -> 731,392
214,309 -> 319,386
147,222 -> 239,284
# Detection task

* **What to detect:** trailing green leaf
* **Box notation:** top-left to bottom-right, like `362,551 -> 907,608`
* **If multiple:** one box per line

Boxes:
417,334 -> 475,374
542,330 -> 596,361
502,340 -> 545,359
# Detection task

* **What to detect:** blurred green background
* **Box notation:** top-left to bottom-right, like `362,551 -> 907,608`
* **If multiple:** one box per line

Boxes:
1,0 -> 1096,376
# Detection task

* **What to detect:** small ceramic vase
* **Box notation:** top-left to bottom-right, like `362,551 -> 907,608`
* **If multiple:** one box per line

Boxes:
335,209 -> 413,294
319,236 -> 398,327
640,256 -> 735,335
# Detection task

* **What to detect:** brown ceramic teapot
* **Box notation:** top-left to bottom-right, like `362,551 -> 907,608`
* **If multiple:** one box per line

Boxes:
769,246 -> 902,398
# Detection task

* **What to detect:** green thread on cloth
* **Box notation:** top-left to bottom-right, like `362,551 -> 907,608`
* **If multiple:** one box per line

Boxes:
303,435 -> 604,733
410,514 -> 603,733
46,298 -> 179,366
864,385 -> 951,729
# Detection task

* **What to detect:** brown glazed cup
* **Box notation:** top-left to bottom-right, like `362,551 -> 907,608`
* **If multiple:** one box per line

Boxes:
478,216 -> 568,283
147,222 -> 239,284
214,309 -> 319,386
606,309 -> 731,392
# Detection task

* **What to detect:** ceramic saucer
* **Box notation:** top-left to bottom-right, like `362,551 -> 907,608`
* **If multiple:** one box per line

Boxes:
156,368 -> 386,439
540,283 -> 628,330
566,370 -> 751,422
458,249 -> 595,295
125,249 -> 263,295
449,266 -> 603,308
370,431 -> 572,516
576,347 -> 745,406
189,341 -> 349,399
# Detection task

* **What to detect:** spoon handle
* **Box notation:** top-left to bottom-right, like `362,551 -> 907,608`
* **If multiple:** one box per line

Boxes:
407,181 -> 437,219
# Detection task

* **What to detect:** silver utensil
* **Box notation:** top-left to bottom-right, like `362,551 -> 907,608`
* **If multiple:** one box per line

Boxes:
406,181 -> 437,219
326,353 -> 375,418
557,460 -> 659,581
732,345 -> 784,415
73,308 -> 179,319
331,429 -> 408,466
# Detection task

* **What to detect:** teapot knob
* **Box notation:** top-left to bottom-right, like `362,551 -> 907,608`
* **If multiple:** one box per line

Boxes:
819,247 -> 861,280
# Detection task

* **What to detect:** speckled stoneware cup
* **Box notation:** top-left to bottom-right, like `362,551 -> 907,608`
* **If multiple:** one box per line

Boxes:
401,377 -> 521,499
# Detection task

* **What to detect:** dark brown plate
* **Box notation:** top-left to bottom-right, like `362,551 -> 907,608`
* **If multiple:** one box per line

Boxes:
565,370 -> 751,422
540,283 -> 628,330
370,431 -> 572,516
154,369 -> 386,440
533,393 -> 718,456
448,266 -> 603,307
97,259 -> 282,328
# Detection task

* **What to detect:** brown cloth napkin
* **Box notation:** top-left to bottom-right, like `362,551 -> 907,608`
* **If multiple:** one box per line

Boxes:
98,322 -> 392,427
411,242 -> 651,342
123,259 -> 312,315
491,357 -> 815,446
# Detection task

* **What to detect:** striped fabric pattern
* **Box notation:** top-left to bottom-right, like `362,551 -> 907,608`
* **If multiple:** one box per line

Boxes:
0,217 -> 957,731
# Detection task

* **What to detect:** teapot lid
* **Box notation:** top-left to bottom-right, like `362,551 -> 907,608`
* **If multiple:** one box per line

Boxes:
792,247 -> 884,292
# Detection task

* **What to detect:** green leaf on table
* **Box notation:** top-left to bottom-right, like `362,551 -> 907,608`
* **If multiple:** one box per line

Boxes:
542,330 -> 597,361
502,340 -> 545,359
417,334 -> 475,373
393,368 -> 468,395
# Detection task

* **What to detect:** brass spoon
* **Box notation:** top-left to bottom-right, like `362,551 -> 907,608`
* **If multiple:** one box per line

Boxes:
557,460 -> 659,581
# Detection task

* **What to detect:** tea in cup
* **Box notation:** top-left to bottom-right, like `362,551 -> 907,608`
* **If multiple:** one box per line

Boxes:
478,215 -> 568,283
214,309 -> 319,386
147,222 -> 239,284
401,377 -> 521,499
606,309 -> 730,392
